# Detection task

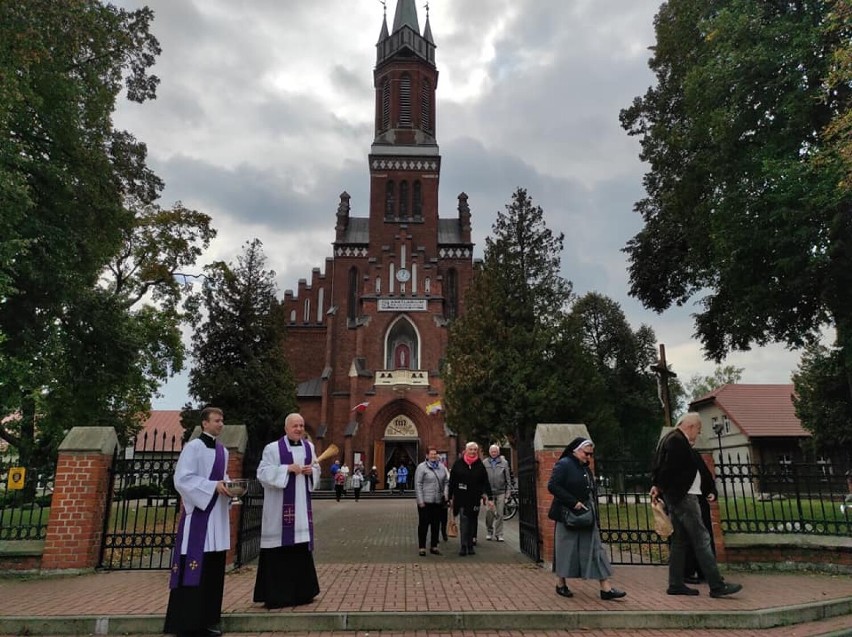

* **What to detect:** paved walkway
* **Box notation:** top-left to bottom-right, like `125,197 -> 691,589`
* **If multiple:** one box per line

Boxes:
0,499 -> 850,636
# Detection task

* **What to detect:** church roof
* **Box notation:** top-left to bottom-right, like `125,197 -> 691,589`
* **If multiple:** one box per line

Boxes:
341,217 -> 369,244
392,0 -> 419,34
437,218 -> 465,244
297,377 -> 323,397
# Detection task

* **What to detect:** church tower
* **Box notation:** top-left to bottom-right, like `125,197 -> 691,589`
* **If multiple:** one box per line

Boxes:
282,0 -> 474,483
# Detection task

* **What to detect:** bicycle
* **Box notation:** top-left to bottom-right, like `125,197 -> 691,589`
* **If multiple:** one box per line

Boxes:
503,485 -> 519,520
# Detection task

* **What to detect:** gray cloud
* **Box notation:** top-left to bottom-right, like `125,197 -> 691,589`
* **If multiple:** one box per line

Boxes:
104,1 -> 804,407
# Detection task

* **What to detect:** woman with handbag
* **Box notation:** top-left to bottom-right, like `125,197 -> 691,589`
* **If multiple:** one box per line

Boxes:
547,437 -> 626,601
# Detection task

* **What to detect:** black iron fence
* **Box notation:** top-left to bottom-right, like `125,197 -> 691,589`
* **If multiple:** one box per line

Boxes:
99,429 -> 181,570
0,458 -> 55,541
593,459 -> 668,565
716,454 -> 851,537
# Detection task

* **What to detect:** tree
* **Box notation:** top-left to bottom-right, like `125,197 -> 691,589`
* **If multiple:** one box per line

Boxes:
0,1 -> 213,466
685,365 -> 744,402
792,344 -> 852,454
187,240 -> 297,472
569,292 -> 663,461
620,1 -> 852,397
444,188 -> 588,446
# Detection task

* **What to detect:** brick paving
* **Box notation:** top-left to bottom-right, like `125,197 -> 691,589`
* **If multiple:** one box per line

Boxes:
0,499 -> 850,635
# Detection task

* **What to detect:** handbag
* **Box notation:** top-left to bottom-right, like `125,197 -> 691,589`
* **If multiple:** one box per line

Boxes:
561,503 -> 594,529
651,498 -> 673,539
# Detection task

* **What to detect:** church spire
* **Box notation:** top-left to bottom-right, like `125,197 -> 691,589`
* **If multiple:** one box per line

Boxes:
391,0 -> 420,34
376,0 -> 435,67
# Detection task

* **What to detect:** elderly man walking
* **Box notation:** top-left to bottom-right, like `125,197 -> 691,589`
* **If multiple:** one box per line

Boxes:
651,413 -> 742,598
484,444 -> 512,542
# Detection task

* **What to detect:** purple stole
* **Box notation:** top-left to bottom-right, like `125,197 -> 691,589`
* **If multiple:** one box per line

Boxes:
169,441 -> 225,589
278,438 -> 314,551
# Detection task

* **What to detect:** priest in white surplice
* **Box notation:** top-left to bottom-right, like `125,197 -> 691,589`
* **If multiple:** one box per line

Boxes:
253,413 -> 321,608
164,407 -> 232,637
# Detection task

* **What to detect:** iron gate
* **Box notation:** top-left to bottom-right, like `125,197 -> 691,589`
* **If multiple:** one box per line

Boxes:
516,435 -> 541,562
99,429 -> 180,570
235,479 -> 263,567
594,458 -> 668,565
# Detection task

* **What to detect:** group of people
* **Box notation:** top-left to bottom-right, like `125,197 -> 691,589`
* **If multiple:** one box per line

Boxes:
165,407 -> 743,636
330,461 -> 377,502
386,462 -> 411,493
164,409 -> 321,637
413,442 -> 514,557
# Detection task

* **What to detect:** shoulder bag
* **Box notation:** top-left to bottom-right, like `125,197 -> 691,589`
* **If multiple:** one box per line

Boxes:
562,502 -> 594,529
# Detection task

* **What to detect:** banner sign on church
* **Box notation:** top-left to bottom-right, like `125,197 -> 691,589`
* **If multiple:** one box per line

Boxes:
377,299 -> 427,312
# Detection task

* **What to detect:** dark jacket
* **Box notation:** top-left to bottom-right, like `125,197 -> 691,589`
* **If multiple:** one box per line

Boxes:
449,457 -> 492,515
548,455 -> 593,512
651,428 -> 710,505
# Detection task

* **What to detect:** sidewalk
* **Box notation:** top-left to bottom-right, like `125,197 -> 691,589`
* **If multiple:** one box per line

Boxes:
0,499 -> 850,636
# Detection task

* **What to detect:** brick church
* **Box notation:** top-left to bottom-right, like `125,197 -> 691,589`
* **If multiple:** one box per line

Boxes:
280,0 -> 474,482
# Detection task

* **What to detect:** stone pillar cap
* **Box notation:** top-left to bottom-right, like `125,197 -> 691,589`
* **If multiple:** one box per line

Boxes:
58,427 -> 119,455
533,423 -> 590,452
189,424 -> 248,453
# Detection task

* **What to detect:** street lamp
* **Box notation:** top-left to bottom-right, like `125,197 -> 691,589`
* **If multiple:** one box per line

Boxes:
712,420 -> 727,500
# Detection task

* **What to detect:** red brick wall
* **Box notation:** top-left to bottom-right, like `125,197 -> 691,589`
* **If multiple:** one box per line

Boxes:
725,545 -> 852,567
41,451 -> 113,570
537,449 -> 562,564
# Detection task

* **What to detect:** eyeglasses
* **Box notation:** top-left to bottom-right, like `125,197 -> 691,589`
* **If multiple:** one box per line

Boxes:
583,450 -> 594,456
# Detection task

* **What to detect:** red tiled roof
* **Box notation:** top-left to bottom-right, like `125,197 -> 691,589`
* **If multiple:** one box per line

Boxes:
690,384 -> 810,438
135,410 -> 186,452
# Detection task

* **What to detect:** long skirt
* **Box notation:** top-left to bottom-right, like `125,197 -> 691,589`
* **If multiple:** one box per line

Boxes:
253,543 -> 320,608
553,520 -> 613,581
163,550 -> 226,634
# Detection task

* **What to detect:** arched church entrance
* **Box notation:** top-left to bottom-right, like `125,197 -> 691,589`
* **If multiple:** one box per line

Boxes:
381,414 -> 419,491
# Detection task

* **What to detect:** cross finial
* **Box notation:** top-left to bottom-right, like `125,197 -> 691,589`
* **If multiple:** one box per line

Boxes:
378,0 -> 386,18
424,1 -> 430,18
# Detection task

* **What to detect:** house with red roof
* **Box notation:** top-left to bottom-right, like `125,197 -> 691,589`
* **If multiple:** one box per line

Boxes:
130,410 -> 185,458
689,384 -> 815,466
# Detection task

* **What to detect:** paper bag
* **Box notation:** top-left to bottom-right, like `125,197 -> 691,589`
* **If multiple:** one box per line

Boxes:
447,516 -> 458,538
651,498 -> 673,539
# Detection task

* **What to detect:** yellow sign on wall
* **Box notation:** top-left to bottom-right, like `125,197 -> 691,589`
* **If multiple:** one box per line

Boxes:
7,467 -> 26,490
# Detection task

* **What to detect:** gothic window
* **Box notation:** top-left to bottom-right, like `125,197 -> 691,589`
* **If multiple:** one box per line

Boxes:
316,288 -> 324,322
385,180 -> 395,217
375,277 -> 382,294
420,78 -> 431,132
399,180 -> 409,217
413,180 -> 422,218
381,79 -> 390,131
385,317 -> 419,370
303,299 -> 311,323
399,73 -> 412,127
348,267 -> 359,323
445,268 -> 458,320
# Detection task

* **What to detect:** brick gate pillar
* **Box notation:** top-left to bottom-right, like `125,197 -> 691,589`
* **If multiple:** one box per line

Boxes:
41,427 -> 118,571
701,451 -> 727,562
534,424 -> 591,566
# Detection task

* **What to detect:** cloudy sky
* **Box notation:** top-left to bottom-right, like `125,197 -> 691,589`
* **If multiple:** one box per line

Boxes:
110,0 -> 805,409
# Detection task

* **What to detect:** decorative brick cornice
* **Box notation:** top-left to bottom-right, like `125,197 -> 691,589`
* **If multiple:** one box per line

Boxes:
334,246 -> 368,257
438,247 -> 472,259
371,158 -> 439,172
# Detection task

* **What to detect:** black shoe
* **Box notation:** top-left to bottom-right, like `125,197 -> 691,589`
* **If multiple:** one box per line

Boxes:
442,535 -> 448,542
684,575 -> 703,584
459,547 -> 468,556
204,627 -> 223,637
600,588 -> 626,600
710,582 -> 742,598
555,584 -> 573,598
667,585 -> 700,596
430,547 -> 441,555
467,546 -> 475,555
